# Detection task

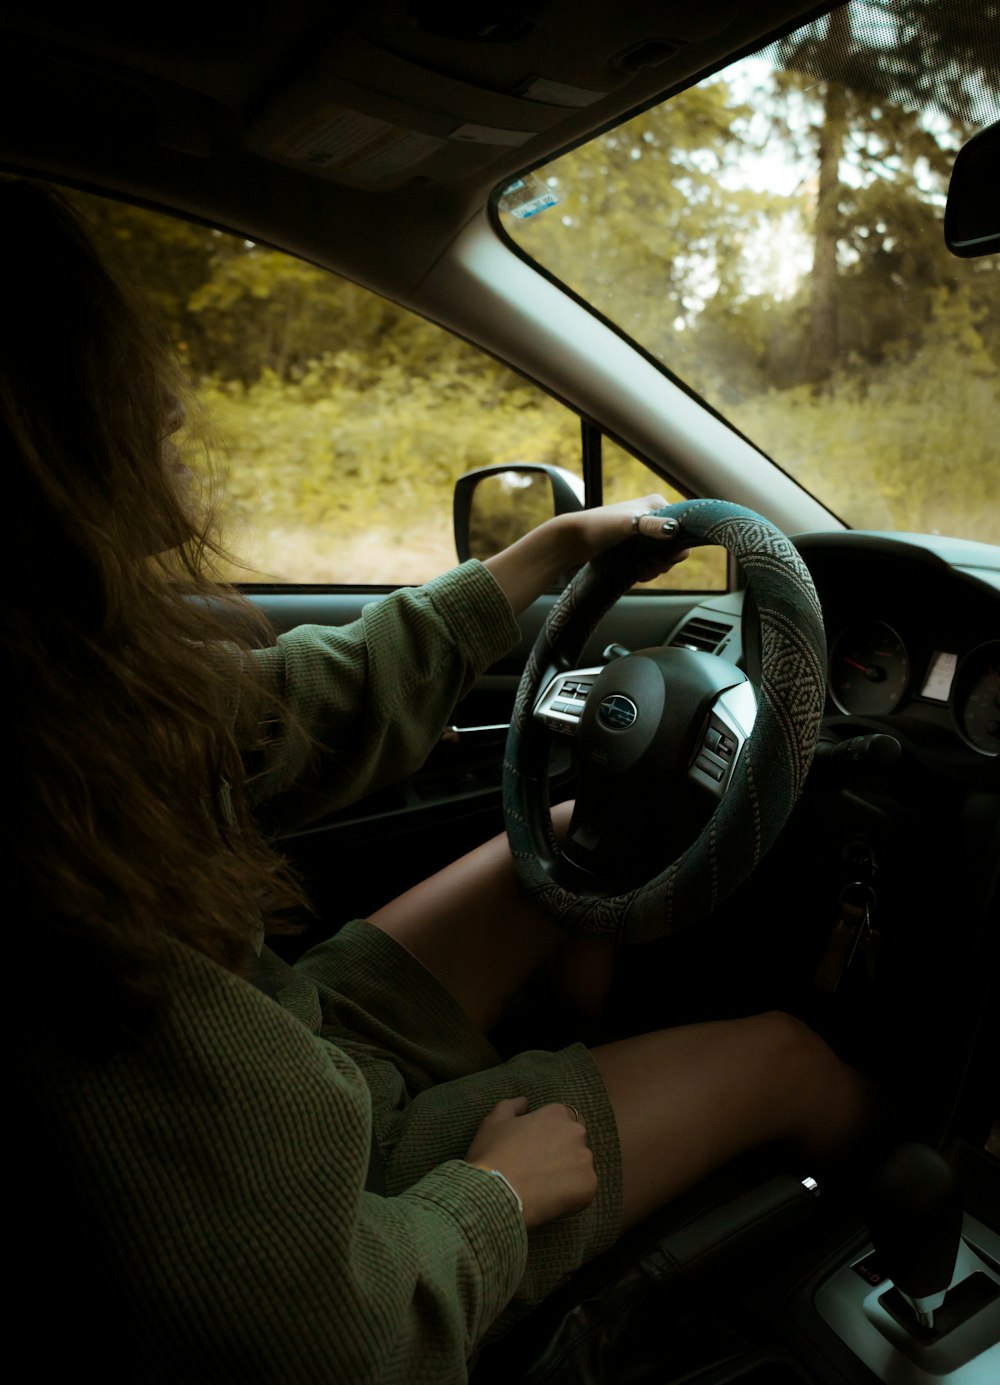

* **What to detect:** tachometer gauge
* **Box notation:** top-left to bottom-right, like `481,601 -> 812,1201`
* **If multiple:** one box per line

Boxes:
953,640 -> 1000,757
829,621 -> 911,715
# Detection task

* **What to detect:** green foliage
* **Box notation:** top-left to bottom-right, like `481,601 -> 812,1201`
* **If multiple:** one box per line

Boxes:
63,10 -> 1000,580
192,356 -> 583,583
505,80 -> 787,354
506,36 -> 999,547
730,287 -> 1000,542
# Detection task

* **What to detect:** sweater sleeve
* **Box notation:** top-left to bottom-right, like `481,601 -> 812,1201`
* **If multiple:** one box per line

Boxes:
246,560 -> 519,834
29,943 -> 528,1385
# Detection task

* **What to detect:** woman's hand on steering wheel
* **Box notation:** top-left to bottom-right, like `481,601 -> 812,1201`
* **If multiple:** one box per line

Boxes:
484,494 -> 689,616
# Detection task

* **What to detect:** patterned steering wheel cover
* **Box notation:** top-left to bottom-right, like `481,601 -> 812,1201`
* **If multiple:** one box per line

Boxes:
503,499 -> 826,942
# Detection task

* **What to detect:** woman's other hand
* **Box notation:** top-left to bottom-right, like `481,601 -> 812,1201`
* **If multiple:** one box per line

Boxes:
465,1095 -> 598,1229
484,494 -> 688,615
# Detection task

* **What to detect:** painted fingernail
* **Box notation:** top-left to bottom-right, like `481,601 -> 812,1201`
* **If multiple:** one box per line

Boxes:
661,519 -> 679,535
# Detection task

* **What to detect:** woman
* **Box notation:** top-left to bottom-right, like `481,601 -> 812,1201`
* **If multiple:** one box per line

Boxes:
8,180 -> 873,1383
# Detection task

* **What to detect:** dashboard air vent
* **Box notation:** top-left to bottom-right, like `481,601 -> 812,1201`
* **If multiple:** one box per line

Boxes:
669,616 -> 733,655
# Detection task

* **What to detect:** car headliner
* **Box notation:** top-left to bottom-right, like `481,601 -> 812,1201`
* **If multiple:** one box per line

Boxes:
0,1 -> 838,297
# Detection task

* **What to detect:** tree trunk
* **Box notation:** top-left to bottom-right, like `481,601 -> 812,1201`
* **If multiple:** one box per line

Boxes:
805,7 -> 852,388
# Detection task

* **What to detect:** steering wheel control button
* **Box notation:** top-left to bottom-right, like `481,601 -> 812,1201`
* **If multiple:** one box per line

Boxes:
695,753 -> 725,782
536,666 -> 604,732
598,694 -> 638,730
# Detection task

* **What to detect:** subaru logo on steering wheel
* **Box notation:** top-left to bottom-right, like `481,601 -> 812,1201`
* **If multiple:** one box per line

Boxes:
598,694 -> 638,729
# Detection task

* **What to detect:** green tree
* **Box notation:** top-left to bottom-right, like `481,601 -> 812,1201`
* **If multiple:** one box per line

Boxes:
770,0 -> 1000,386
503,79 -> 789,360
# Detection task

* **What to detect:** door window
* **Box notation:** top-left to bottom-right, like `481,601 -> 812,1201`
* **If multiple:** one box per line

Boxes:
66,187 -> 723,589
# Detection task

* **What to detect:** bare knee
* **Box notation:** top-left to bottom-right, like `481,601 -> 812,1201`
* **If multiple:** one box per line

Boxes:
749,1010 -> 873,1156
746,1010 -> 833,1097
752,1008 -> 823,1064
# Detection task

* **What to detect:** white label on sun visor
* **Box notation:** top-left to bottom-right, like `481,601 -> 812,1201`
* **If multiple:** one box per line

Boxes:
285,109 -> 390,164
281,108 -> 443,178
349,130 -> 445,179
450,123 -> 536,146
521,77 -> 606,107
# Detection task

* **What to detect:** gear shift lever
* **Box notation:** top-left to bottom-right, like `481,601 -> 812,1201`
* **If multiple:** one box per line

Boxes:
866,1142 -> 964,1331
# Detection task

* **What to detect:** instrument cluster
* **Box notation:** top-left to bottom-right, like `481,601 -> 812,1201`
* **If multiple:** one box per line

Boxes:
826,622 -> 999,757
792,533 -> 1000,763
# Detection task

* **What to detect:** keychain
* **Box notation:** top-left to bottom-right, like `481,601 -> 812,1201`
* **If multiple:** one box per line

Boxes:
814,881 -> 879,994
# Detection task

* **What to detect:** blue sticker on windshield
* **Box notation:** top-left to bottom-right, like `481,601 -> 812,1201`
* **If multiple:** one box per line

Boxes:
501,177 -> 559,220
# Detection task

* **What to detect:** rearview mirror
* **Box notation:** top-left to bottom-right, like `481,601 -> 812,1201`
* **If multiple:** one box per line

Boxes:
453,463 -> 584,563
945,120 -> 1000,258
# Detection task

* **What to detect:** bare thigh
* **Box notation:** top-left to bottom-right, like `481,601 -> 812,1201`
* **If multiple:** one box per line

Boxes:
368,815 -> 873,1227
368,803 -> 614,1031
592,1011 -> 875,1230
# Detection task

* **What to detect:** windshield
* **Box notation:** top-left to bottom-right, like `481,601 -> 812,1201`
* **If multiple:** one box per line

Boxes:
498,0 -> 999,544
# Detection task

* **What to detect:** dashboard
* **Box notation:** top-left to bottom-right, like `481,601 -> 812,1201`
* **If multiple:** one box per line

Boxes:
826,620 -> 997,753
794,532 -> 1000,777
690,530 -> 1000,779
622,528 -> 997,1154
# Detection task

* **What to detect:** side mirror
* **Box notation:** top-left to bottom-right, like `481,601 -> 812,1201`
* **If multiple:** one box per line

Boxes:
945,120 -> 1000,258
453,463 -> 584,563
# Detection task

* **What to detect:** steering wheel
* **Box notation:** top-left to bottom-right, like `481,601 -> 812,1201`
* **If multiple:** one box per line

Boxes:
503,499 -> 826,943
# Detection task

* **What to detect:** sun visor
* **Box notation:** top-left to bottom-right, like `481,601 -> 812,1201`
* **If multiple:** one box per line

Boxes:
241,31 -> 619,190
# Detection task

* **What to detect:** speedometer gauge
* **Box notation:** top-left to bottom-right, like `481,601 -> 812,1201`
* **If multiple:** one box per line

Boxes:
953,640 -> 1000,756
829,621 -> 911,715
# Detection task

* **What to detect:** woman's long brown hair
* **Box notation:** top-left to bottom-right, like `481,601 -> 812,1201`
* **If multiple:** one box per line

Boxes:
2,181 -> 306,1046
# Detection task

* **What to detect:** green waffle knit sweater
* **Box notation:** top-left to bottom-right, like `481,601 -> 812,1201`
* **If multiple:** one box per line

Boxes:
23,561 -> 539,1384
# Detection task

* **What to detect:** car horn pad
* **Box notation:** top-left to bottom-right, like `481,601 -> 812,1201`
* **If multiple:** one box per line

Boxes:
503,499 -> 826,942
